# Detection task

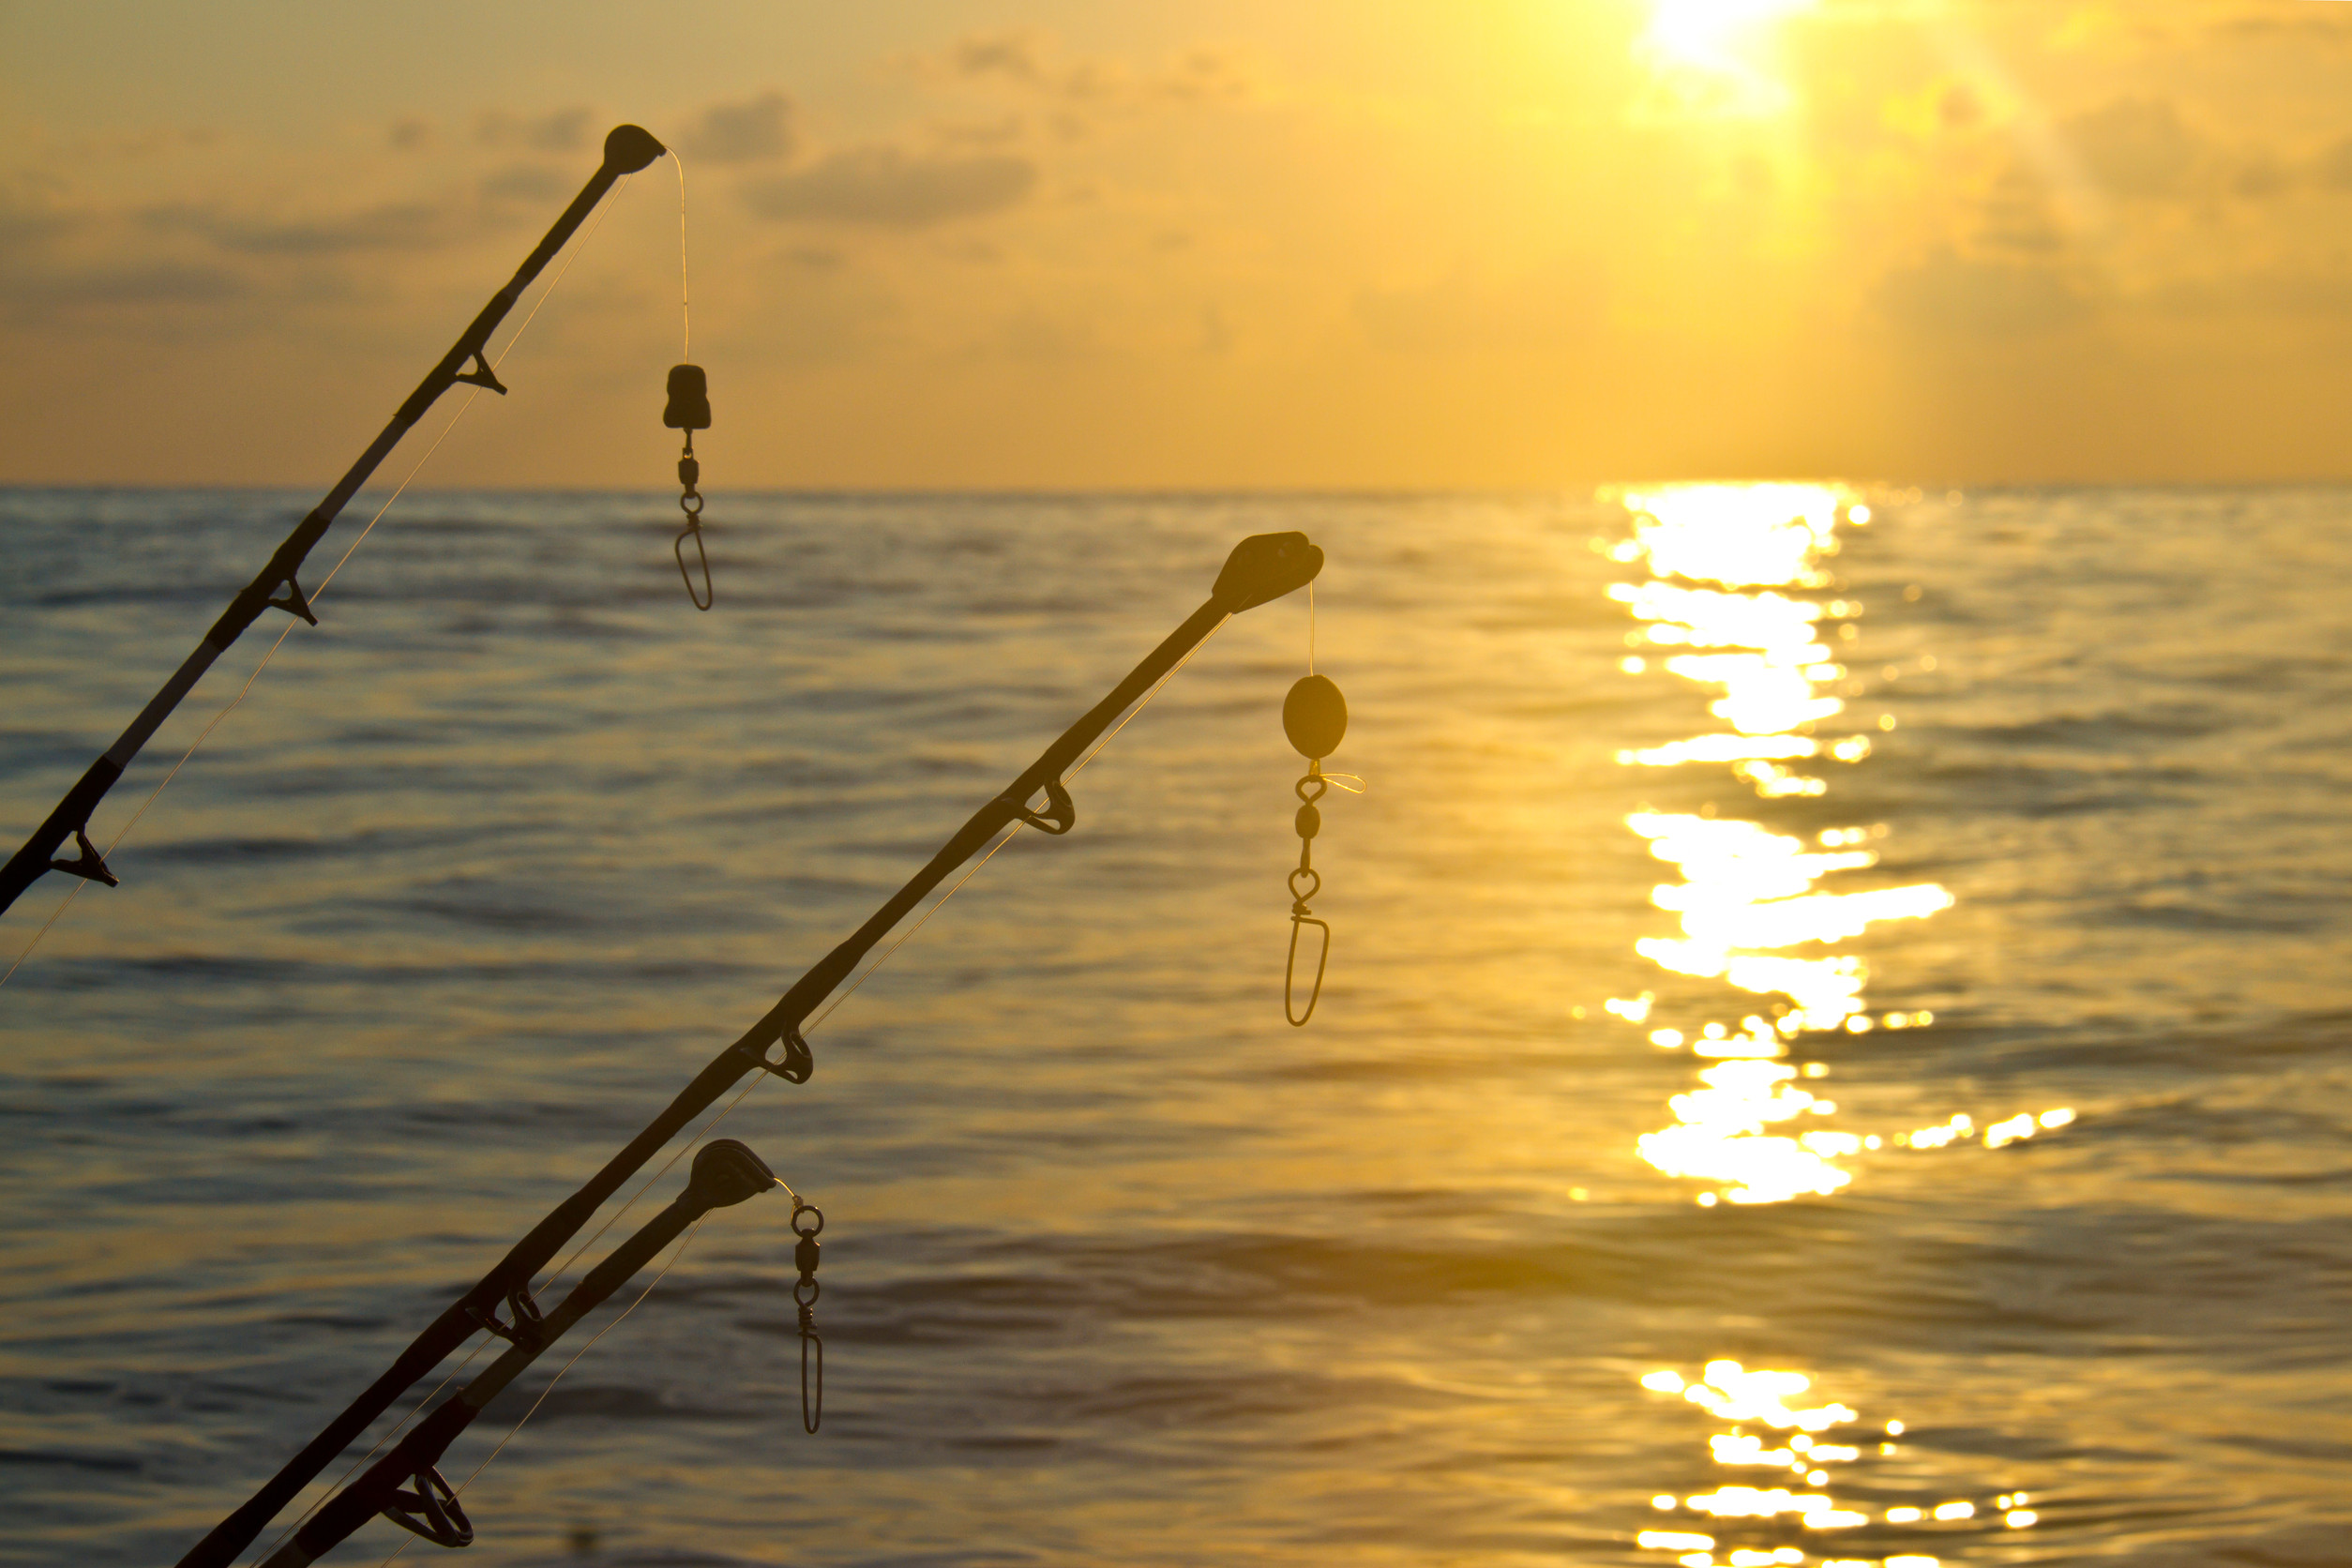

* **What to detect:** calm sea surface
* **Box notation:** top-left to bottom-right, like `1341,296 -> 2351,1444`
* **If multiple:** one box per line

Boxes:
2,485 -> 2348,1567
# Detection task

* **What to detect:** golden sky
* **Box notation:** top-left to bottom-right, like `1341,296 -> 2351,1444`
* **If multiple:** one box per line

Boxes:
5,1 -> 2351,488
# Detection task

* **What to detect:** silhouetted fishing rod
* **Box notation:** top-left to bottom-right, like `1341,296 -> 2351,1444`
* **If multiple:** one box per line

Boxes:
0,124 -> 671,918
175,530 -> 1323,1568
257,1138 -> 800,1567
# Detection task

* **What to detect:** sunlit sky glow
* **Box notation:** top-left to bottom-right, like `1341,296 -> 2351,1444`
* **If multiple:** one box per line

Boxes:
1648,0 -> 1820,68
7,1 -> 2352,487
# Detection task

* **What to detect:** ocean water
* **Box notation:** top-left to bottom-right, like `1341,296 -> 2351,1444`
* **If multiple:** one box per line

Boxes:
1,484 -> 2347,1568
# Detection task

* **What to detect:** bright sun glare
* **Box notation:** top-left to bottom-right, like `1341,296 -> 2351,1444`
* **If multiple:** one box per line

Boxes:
1644,0 -> 1817,69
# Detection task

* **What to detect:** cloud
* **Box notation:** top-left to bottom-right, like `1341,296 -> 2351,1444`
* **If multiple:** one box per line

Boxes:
2209,6 -> 2352,45
1875,247 -> 2093,339
0,195 -> 80,249
1353,266 -> 1606,357
949,30 -> 1052,85
1973,165 -> 2067,256
682,92 -> 796,164
922,30 -> 1253,111
2229,152 -> 2290,201
7,263 -> 246,309
389,117 -> 433,152
479,164 -> 575,204
2148,265 -> 2352,320
2323,134 -> 2352,191
475,108 -> 595,154
143,199 -> 459,255
741,146 -> 1036,227
1155,48 -> 1252,105
2059,98 -> 2201,199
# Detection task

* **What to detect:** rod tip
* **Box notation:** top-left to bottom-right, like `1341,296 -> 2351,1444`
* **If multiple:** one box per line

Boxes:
685,1138 -> 777,1210
1211,532 -> 1323,613
604,124 -> 668,173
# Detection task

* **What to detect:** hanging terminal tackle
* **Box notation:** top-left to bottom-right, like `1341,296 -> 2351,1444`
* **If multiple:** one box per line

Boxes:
1281,673 -> 1349,1027
664,362 -> 714,611
791,1199 -> 824,1434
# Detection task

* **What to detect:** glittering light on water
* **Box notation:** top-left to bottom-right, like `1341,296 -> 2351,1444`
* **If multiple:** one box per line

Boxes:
1636,1363 -> 1966,1552
1621,735 -> 1820,767
1665,882 -> 1956,952
1610,579 -> 1827,644
1638,1062 -> 1854,1201
1638,1530 -> 1717,1551
1609,483 -> 1990,1212
1684,1486 -> 1864,1526
1619,484 -> 1843,588
1711,1433 -> 1794,1468
1899,1115 -> 1971,1150
1674,1361 -> 1857,1432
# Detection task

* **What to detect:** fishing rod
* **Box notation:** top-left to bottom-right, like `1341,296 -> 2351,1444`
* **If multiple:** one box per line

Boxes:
0,124 -> 671,918
175,528 -> 1324,1568
258,1138 -> 799,1567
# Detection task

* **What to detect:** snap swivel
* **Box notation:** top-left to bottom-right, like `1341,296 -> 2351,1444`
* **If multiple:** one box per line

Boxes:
792,1200 -> 824,1434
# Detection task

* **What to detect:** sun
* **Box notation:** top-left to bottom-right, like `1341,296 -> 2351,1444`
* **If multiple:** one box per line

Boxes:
1644,0 -> 1817,71
1635,0 -> 1817,118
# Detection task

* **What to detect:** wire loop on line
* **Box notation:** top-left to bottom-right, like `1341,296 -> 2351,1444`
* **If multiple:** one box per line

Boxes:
1285,912 -> 1330,1028
675,511 -> 713,611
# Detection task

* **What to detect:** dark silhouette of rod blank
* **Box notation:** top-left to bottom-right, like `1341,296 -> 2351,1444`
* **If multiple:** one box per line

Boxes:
173,530 -> 1322,1568
256,1140 -> 779,1567
0,124 -> 670,917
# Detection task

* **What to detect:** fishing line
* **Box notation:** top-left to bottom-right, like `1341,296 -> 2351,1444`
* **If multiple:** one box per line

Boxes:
0,179 -> 632,993
373,1214 -> 710,1568
528,616 -> 1231,1300
675,154 -> 690,359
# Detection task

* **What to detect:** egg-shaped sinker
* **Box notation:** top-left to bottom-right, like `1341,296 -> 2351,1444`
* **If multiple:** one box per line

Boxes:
1283,674 -> 1348,761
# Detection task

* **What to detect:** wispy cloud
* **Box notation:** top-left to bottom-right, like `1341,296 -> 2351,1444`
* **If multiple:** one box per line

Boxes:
474,107 -> 596,154
141,198 -> 465,256
741,146 -> 1037,227
682,92 -> 797,165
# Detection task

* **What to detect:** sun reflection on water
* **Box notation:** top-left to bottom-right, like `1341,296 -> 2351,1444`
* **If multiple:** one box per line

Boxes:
1606,486 -> 2073,1564
1607,483 -> 1963,1204
1634,1362 -> 2046,1567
